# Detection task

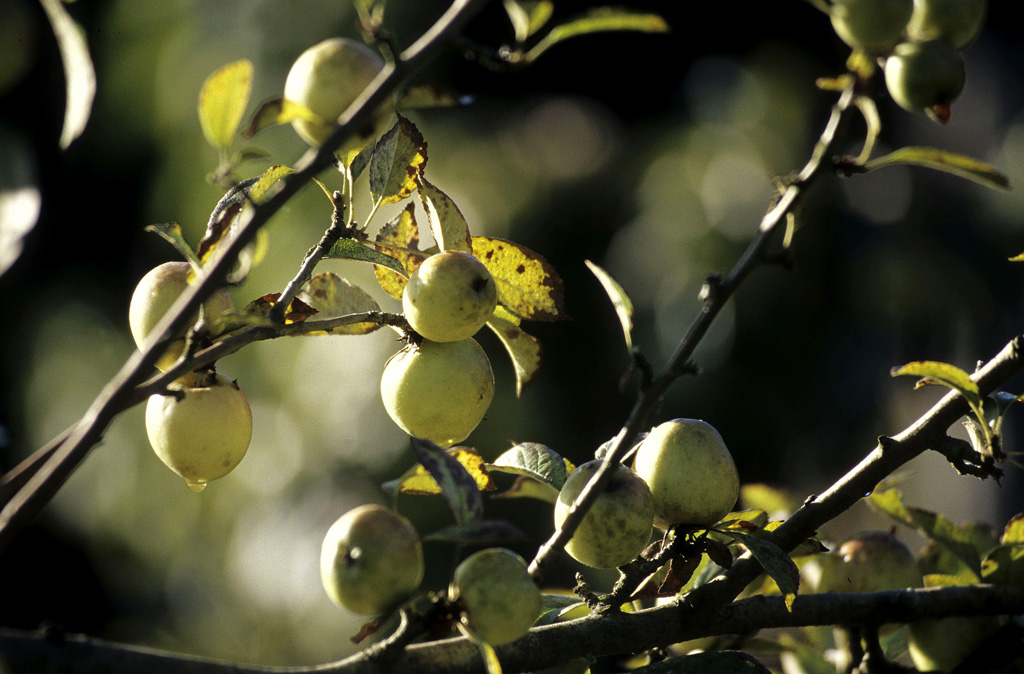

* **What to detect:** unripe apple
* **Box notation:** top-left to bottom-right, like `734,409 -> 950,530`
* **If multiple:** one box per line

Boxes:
145,373 -> 252,492
906,0 -> 987,50
320,504 -> 424,615
632,419 -> 740,528
553,459 -> 654,568
283,37 -> 385,149
129,261 -> 235,372
380,338 -> 494,448
450,548 -> 541,645
817,530 -> 922,593
829,0 -> 913,54
402,251 -> 498,343
908,614 -> 999,672
884,39 -> 965,121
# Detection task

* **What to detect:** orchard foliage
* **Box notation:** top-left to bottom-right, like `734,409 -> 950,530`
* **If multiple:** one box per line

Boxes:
2,0 -> 1024,674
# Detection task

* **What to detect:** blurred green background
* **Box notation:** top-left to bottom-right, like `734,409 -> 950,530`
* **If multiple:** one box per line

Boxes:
2,0 -> 1024,667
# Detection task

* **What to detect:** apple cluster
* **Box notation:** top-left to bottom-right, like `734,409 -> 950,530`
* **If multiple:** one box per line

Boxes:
828,0 -> 987,122
129,262 -> 252,492
554,419 -> 740,569
381,251 -> 499,448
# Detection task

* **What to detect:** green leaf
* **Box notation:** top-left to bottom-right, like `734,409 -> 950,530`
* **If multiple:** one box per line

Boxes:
489,475 -> 559,503
486,314 -> 543,395
408,439 -> 485,525
417,177 -> 472,253
535,595 -> 589,626
144,223 -> 199,266
242,97 -> 317,139
584,259 -> 633,350
197,166 -> 291,267
198,59 -> 253,149
325,238 -> 406,277
715,529 -> 799,611
296,272 -> 381,335
863,147 -> 1009,190
890,360 -> 981,409
458,623 -> 503,674
247,163 -> 292,202
372,204 -> 425,299
868,488 -> 982,578
525,8 -> 669,63
424,519 -> 527,544
487,442 -> 569,491
472,236 -> 570,322
369,115 -> 427,205
629,651 -> 772,674
39,0 -> 95,148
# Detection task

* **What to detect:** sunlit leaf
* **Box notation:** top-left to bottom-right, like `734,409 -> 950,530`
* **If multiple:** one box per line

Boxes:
629,651 -> 772,674
372,204 -> 425,299
144,223 -> 199,266
424,519 -> 527,544
197,166 -> 291,266
584,259 -> 633,351
1003,514 -> 1024,545
296,272 -> 381,335
40,0 -> 96,148
390,445 -> 494,497
248,164 -> 292,202
486,314 -> 543,395
487,442 -> 568,491
980,543 -> 1024,586
473,236 -> 569,322
0,129 -> 41,277
863,147 -> 1009,190
890,360 -> 981,409
198,59 -> 253,149
535,594 -> 589,626
405,440 -> 489,524
370,115 -> 427,205
715,529 -> 799,611
525,8 -> 669,63
417,178 -> 472,253
740,483 -> 802,518
868,488 -> 982,577
242,97 -> 318,138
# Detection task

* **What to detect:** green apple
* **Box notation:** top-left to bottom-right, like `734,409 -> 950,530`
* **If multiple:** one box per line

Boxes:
283,37 -> 385,151
380,338 -> 494,448
632,419 -> 740,528
908,614 -> 999,672
884,39 -> 965,121
554,459 -> 654,568
145,372 -> 252,492
129,261 -> 235,372
402,251 -> 498,343
829,0 -> 913,54
817,530 -> 922,593
450,548 -> 541,645
320,504 -> 424,615
906,0 -> 987,50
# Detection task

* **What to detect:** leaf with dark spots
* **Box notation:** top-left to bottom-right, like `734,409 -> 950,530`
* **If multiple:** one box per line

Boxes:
244,294 -> 318,324
472,236 -> 569,322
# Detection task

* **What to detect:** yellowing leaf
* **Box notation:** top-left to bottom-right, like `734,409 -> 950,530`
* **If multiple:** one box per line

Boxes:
417,177 -> 472,253
296,272 -> 381,335
370,115 -> 427,205
487,314 -> 542,396
393,447 -> 495,495
491,475 -> 560,503
372,204 -> 426,300
198,59 -> 253,149
473,236 -> 569,322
